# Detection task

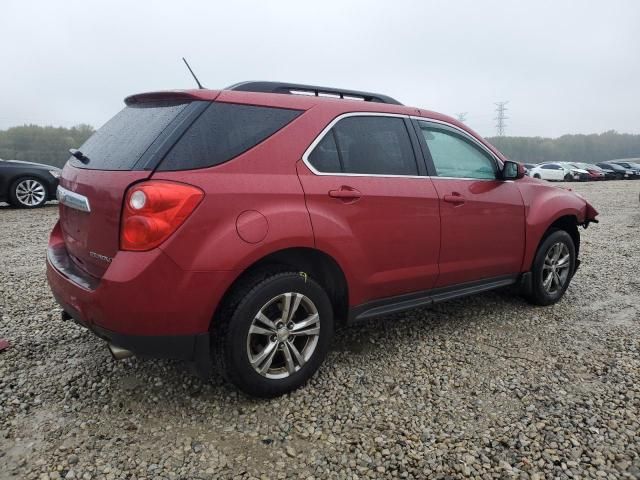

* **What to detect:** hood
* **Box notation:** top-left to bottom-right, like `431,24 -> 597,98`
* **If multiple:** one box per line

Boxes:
1,159 -> 61,170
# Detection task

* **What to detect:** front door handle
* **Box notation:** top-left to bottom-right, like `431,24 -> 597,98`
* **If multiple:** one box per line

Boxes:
443,193 -> 465,205
329,186 -> 362,201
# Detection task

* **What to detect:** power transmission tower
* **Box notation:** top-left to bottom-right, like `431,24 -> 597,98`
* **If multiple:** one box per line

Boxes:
456,112 -> 467,123
494,101 -> 509,136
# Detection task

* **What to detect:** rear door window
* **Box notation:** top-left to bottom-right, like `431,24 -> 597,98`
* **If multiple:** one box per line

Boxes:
307,115 -> 418,176
70,101 -> 190,170
158,103 -> 302,171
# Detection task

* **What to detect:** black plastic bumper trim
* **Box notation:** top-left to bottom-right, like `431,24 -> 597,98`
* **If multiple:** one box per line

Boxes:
59,306 -> 211,377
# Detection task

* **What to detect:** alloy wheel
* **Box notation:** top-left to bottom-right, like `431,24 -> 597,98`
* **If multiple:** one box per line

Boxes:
15,179 -> 46,207
542,242 -> 571,294
247,292 -> 320,379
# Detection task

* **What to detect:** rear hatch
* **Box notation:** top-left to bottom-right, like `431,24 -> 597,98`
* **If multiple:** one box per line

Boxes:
58,97 -> 210,279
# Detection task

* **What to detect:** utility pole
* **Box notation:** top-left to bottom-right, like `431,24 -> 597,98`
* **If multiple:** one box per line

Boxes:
456,112 -> 467,123
494,101 -> 509,136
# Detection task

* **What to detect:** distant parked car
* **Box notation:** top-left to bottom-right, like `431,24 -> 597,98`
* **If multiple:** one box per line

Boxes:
569,163 -> 605,181
591,163 -> 623,180
0,159 -> 61,208
596,162 -> 633,180
609,161 -> 640,179
529,163 -> 589,181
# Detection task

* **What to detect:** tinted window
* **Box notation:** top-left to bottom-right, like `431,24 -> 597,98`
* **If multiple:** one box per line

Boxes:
71,101 -> 189,170
159,103 -> 302,171
418,122 -> 497,179
327,116 -> 417,175
308,131 -> 342,173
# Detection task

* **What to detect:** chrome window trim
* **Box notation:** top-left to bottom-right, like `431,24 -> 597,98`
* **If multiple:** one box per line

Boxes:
301,112 -> 425,179
56,185 -> 91,213
302,112 -> 507,181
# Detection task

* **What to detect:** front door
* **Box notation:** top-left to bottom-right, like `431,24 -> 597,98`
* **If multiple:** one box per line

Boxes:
297,114 -> 441,306
414,120 -> 525,287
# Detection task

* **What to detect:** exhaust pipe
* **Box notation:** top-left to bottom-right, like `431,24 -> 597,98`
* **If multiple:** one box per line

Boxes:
108,343 -> 134,360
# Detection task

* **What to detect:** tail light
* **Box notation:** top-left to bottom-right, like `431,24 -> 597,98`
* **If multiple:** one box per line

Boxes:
120,181 -> 203,251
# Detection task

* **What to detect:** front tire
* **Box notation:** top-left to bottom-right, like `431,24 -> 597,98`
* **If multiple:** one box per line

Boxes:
9,177 -> 48,208
213,272 -> 334,397
564,173 -> 573,182
524,229 -> 576,306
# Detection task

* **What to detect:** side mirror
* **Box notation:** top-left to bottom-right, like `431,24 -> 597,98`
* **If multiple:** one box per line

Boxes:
502,160 -> 525,180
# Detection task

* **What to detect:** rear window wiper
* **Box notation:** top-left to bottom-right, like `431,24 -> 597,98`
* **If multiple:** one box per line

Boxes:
69,148 -> 90,164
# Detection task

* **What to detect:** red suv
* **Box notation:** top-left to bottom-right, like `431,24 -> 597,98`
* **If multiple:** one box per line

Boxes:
47,82 -> 598,397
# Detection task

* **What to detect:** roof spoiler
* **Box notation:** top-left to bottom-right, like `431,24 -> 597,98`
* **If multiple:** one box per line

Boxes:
226,81 -> 403,105
124,90 -> 219,105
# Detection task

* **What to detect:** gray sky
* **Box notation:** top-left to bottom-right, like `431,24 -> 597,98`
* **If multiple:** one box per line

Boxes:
1,0 -> 639,137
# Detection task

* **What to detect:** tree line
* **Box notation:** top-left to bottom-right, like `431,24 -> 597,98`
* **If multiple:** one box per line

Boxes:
487,130 -> 640,164
0,124 -> 94,168
1,124 -> 639,168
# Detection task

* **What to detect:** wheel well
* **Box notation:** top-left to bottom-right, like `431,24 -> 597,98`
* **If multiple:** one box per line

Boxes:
544,215 -> 580,258
213,247 -> 349,327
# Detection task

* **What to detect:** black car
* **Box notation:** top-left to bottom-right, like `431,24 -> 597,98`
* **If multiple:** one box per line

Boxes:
0,159 -> 61,208
609,161 -> 640,179
596,162 -> 631,180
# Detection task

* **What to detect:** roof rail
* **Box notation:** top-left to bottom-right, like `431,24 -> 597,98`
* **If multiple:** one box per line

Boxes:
225,81 -> 402,105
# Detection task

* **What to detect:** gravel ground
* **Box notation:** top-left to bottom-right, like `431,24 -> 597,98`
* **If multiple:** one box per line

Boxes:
1,181 -> 639,480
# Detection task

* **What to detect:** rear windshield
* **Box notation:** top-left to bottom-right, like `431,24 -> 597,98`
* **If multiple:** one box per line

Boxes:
157,102 -> 302,171
69,101 -> 190,170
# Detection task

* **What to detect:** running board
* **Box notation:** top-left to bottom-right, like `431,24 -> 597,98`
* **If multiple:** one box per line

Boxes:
348,275 -> 519,324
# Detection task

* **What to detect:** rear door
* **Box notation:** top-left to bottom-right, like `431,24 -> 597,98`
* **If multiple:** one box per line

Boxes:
414,120 -> 525,287
58,100 -> 205,278
297,113 -> 441,305
544,164 -> 564,180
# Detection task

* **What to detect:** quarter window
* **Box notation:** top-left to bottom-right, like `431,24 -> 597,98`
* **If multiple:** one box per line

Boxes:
308,131 -> 342,173
418,122 -> 497,179
307,116 -> 418,176
159,103 -> 302,171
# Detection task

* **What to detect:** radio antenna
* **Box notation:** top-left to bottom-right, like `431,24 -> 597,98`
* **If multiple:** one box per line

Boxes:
182,57 -> 204,89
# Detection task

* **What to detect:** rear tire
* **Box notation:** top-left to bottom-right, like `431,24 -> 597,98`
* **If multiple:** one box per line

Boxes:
564,173 -> 573,182
9,177 -> 48,208
533,174 -> 541,179
212,271 -> 334,397
524,229 -> 576,306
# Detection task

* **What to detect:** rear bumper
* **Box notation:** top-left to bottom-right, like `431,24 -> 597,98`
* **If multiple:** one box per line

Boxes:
46,221 -> 237,358
60,306 -> 209,363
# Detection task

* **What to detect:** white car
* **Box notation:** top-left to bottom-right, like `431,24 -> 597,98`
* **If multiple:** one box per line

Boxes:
528,163 -> 590,182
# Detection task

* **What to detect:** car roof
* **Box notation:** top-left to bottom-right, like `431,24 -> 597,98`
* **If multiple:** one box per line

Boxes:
123,82 -> 507,162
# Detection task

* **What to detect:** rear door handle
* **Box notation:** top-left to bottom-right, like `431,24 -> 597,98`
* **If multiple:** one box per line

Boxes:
329,186 -> 362,201
443,193 -> 465,205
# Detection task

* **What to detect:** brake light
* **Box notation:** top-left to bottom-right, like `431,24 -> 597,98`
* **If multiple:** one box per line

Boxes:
120,181 -> 203,251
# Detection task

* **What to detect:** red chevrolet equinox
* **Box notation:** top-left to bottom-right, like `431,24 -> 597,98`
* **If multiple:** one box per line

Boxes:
47,81 -> 598,397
